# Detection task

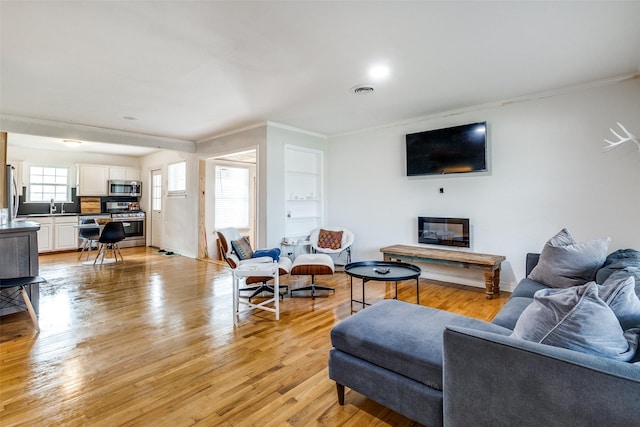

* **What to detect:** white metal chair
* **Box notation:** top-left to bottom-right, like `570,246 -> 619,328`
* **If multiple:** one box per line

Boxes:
216,227 -> 292,300
309,227 -> 354,268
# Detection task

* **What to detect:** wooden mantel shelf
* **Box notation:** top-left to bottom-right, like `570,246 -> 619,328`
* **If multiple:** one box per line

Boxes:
380,245 -> 506,299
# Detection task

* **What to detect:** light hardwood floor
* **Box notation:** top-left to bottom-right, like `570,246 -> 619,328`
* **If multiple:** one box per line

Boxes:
0,247 -> 509,426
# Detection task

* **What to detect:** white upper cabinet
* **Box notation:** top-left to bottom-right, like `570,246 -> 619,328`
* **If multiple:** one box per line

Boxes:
109,166 -> 141,181
78,164 -> 141,196
77,164 -> 108,196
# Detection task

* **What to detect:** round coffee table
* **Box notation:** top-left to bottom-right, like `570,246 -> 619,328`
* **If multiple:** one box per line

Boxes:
344,261 -> 422,309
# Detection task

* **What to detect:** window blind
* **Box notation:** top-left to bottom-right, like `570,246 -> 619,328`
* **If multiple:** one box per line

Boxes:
215,165 -> 249,229
167,161 -> 186,194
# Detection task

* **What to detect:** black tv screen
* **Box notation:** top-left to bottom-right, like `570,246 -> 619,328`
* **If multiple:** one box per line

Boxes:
406,122 -> 487,176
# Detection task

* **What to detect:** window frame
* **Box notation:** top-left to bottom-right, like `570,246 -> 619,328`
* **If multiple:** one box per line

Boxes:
167,160 -> 187,197
214,164 -> 251,230
27,165 -> 71,203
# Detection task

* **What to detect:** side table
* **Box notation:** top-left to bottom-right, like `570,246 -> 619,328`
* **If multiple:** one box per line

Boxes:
345,261 -> 422,309
232,261 -> 280,325
280,239 -> 311,260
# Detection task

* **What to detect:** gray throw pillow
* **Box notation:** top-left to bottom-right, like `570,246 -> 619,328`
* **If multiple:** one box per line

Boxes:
231,236 -> 254,260
528,228 -> 610,288
599,276 -> 640,331
512,282 -> 638,362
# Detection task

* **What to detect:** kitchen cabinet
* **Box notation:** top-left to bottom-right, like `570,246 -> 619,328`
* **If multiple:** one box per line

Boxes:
109,166 -> 141,181
30,217 -> 53,252
284,145 -> 324,239
77,164 -> 108,196
29,215 -> 78,253
54,215 -> 79,250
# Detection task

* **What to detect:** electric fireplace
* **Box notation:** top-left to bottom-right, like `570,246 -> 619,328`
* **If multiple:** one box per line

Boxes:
418,217 -> 470,248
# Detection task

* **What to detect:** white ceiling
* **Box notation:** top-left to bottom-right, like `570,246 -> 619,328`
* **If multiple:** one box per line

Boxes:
1,1 -> 640,153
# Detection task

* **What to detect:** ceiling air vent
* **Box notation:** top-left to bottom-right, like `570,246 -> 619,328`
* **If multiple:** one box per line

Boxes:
351,84 -> 375,95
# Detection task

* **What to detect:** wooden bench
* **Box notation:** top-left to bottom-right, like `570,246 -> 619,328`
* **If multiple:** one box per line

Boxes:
379,245 -> 506,299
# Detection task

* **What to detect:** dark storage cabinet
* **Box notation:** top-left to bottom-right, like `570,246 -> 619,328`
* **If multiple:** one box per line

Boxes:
0,221 -> 41,315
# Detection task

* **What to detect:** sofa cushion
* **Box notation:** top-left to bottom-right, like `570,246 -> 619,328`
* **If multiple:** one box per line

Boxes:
509,277 -> 549,299
512,282 -> 638,362
599,276 -> 640,330
491,297 -> 534,330
528,228 -> 610,289
596,248 -> 640,284
330,300 -> 512,391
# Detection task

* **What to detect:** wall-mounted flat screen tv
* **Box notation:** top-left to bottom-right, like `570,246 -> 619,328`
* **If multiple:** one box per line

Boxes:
406,122 -> 487,176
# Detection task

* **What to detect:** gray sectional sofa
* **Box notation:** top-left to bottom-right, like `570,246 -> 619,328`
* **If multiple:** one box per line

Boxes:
328,248 -> 640,426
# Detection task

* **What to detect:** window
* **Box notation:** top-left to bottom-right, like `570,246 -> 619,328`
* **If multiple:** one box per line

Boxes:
29,166 -> 70,202
152,171 -> 162,211
214,165 -> 250,229
167,161 -> 186,195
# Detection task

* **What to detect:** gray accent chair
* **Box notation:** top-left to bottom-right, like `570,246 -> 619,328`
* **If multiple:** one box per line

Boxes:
328,250 -> 640,426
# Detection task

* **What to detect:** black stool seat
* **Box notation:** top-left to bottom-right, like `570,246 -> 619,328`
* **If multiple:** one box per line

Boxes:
78,219 -> 100,260
0,276 -> 46,331
94,222 -> 126,265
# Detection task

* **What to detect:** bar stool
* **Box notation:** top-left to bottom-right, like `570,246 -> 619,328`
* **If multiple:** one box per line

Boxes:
0,276 -> 45,331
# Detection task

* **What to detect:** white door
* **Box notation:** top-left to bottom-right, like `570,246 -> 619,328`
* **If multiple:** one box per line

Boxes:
151,169 -> 163,248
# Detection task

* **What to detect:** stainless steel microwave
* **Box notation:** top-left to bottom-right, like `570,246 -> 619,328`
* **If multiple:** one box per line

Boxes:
108,180 -> 141,197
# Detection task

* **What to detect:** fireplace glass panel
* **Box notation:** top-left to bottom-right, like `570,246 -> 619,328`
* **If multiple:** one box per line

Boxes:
418,217 -> 470,248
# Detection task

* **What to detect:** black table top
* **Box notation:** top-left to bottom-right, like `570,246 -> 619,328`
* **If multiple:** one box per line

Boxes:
344,261 -> 421,281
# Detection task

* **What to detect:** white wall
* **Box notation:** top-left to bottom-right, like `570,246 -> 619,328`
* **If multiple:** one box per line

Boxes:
326,78 -> 640,290
140,149 -> 197,257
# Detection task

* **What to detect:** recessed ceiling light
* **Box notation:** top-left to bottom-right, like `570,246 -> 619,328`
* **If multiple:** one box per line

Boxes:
369,65 -> 390,80
62,139 -> 83,147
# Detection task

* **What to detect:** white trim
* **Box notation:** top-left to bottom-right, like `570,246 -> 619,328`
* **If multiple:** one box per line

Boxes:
266,121 -> 328,139
196,122 -> 267,144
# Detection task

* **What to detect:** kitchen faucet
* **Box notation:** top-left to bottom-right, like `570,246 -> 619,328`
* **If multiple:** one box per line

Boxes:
61,202 -> 65,214
50,198 -> 56,215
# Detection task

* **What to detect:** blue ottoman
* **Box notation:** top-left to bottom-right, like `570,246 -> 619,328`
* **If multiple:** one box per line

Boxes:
328,299 -> 511,426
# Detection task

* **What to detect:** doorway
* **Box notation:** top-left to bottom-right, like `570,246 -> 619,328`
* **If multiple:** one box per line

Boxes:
200,149 -> 257,260
150,169 -> 163,248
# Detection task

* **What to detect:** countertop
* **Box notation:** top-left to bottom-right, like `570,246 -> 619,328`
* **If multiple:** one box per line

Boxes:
17,213 -> 81,218
0,220 -> 41,232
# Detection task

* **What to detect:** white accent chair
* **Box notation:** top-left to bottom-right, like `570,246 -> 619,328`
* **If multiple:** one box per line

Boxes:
309,227 -> 354,268
216,227 -> 292,300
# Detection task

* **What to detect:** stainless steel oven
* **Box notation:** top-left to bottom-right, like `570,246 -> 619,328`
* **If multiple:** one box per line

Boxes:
110,212 -> 145,248
105,202 -> 145,248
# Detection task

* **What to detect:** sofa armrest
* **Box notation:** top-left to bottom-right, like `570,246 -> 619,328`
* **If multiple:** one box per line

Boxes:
443,326 -> 640,427
525,252 -> 540,276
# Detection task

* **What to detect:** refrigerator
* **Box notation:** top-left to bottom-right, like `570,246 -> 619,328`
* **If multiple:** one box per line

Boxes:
5,164 -> 19,222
